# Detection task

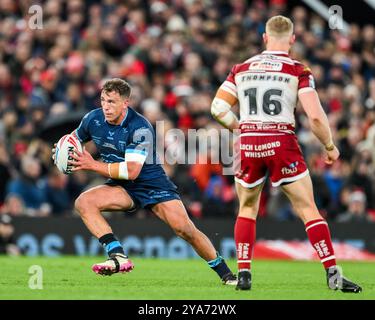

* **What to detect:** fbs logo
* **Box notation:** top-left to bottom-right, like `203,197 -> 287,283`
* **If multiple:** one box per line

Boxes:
281,161 -> 299,175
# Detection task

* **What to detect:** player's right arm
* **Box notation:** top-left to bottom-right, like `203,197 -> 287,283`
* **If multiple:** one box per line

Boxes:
298,88 -> 340,165
211,65 -> 239,131
297,63 -> 339,164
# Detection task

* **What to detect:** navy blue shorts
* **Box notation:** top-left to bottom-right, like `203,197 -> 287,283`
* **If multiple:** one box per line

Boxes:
105,176 -> 180,209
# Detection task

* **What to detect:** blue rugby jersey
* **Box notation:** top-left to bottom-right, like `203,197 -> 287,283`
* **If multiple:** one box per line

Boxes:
74,107 -> 166,182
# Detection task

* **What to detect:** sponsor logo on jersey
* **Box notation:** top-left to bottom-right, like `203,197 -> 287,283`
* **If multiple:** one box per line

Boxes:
148,190 -> 172,199
281,161 -> 299,175
94,120 -> 101,126
243,150 -> 276,158
249,60 -> 283,71
240,123 -> 293,132
118,141 -> 126,152
102,142 -> 117,150
107,131 -> 115,140
240,141 -> 281,151
241,141 -> 281,158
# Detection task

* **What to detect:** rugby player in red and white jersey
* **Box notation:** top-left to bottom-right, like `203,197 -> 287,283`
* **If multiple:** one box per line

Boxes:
211,15 -> 361,292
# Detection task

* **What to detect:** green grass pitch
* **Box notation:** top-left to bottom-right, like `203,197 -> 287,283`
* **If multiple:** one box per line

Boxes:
0,257 -> 374,300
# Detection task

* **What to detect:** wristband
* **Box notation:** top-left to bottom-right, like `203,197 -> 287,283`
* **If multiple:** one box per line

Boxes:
107,162 -> 129,179
118,161 -> 129,179
325,142 -> 335,151
107,163 -> 112,178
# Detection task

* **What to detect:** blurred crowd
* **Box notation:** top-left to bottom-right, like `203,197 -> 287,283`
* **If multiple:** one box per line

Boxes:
0,0 -> 374,222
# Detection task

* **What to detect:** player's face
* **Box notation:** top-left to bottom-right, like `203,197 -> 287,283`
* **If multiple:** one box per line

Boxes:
101,90 -> 129,125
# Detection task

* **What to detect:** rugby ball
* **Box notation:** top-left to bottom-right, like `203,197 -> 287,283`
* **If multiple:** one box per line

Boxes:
55,133 -> 83,174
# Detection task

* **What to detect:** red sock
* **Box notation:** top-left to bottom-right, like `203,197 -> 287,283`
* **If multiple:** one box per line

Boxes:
305,218 -> 336,269
235,216 -> 256,270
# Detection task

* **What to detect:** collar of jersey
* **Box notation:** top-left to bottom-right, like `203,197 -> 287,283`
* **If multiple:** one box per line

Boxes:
120,107 -> 129,126
105,107 -> 130,127
262,50 -> 289,56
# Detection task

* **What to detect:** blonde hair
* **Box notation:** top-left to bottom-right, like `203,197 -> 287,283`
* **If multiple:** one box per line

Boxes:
265,15 -> 293,37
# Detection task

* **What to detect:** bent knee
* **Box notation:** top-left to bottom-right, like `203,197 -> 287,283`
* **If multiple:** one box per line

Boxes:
75,193 -> 96,213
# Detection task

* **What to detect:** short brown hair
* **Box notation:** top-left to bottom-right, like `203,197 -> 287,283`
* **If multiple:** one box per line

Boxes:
266,15 -> 293,37
102,78 -> 131,98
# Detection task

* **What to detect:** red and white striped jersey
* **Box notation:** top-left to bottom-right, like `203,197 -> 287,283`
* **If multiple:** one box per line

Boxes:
220,50 -> 316,127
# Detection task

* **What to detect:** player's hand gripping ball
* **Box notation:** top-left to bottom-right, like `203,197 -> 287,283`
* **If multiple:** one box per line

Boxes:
53,134 -> 83,174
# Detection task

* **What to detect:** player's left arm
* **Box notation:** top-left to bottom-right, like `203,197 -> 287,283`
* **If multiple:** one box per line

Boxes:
211,66 -> 239,131
297,63 -> 340,165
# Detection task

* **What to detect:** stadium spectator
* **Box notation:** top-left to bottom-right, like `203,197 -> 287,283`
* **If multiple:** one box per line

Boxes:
336,190 -> 373,223
190,160 -> 222,192
323,160 -> 347,214
0,194 -> 26,217
6,155 -> 50,217
345,157 -> 374,209
30,68 -> 65,112
44,168 -> 73,216
202,174 -> 236,217
0,214 -> 21,256
265,186 -> 295,221
0,141 -> 12,205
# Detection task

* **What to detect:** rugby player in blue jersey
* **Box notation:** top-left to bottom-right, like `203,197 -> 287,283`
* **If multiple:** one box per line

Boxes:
52,78 -> 237,285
